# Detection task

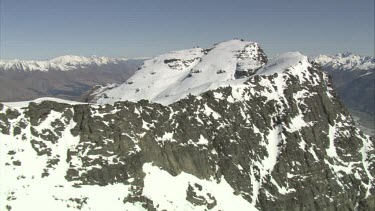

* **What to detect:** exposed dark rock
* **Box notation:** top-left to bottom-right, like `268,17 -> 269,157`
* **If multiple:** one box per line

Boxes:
186,183 -> 217,209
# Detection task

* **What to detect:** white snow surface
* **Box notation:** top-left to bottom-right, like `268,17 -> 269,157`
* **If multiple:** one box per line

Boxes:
142,163 -> 257,211
0,55 -> 129,72
257,52 -> 310,77
315,53 -> 375,71
95,40 -> 311,105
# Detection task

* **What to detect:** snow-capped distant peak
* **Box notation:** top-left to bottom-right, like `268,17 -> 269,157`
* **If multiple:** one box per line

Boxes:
49,55 -> 93,64
315,53 -> 375,71
0,55 -> 129,72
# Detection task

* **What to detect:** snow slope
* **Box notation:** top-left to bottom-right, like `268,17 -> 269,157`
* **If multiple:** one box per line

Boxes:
0,55 -> 130,72
94,39 -> 268,105
93,40 -> 311,106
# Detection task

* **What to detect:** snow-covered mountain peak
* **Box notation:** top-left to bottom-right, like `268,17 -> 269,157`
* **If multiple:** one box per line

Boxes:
92,40 -> 318,105
2,40 -> 373,210
315,52 -> 375,70
0,55 -> 129,72
93,39 -> 268,105
49,55 -> 91,64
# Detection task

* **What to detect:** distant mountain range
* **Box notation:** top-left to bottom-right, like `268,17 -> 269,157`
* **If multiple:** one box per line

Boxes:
0,55 -> 145,102
314,52 -> 374,114
315,53 -> 374,71
0,55 -> 135,71
314,52 -> 374,137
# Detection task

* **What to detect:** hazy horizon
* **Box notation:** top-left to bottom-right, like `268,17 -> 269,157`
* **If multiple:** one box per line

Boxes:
0,0 -> 374,60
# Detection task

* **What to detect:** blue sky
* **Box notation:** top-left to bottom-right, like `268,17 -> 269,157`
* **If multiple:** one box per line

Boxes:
0,0 -> 374,60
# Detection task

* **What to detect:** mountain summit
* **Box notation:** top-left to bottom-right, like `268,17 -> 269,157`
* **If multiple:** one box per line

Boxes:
90,39 -> 268,104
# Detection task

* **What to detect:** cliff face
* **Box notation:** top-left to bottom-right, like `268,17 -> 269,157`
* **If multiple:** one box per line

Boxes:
1,57 -> 373,210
